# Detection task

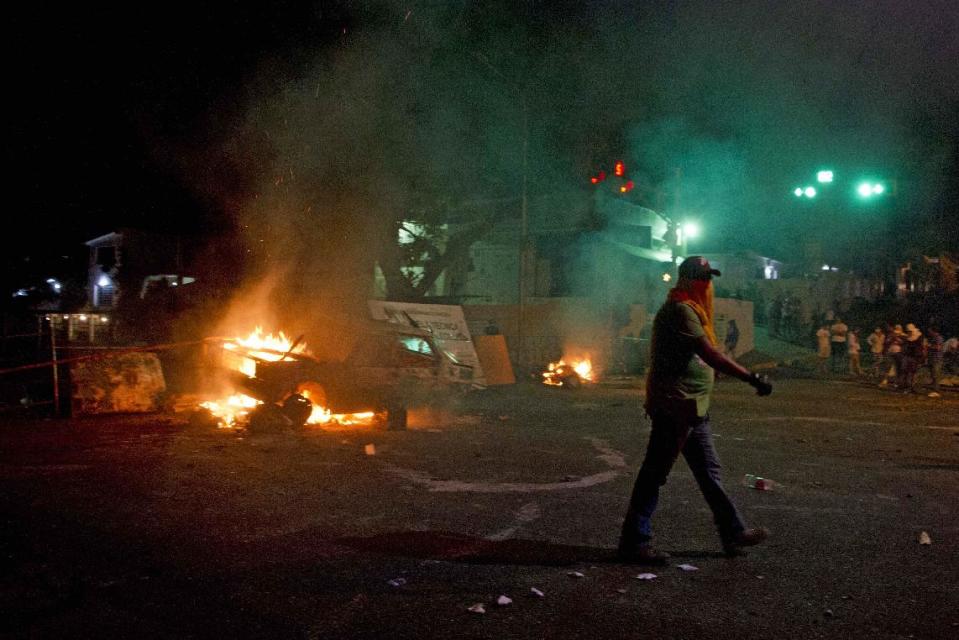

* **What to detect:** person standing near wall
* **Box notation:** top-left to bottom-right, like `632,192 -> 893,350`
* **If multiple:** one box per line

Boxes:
925,326 -> 943,398
847,329 -> 862,376
816,325 -> 831,375
723,319 -> 740,357
829,317 -> 848,373
900,323 -> 925,394
880,324 -> 904,388
867,327 -> 885,378
944,335 -> 959,374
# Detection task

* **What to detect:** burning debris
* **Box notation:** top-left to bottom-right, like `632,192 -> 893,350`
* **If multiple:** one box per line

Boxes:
542,357 -> 595,388
194,323 -> 474,431
198,327 -> 376,430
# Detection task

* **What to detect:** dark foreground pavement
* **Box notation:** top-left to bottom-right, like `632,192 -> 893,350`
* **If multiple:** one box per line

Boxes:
2,379 -> 957,639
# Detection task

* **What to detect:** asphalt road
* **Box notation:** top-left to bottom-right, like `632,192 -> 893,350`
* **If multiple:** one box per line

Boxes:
2,378 -> 957,639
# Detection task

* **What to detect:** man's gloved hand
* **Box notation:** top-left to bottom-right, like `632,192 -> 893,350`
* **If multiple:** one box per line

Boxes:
748,372 -> 773,396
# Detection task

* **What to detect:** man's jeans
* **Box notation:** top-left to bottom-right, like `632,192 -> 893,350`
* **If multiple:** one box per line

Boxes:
621,411 -> 745,548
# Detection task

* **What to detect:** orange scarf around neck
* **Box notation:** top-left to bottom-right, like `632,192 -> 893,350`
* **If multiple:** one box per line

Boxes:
667,279 -> 718,346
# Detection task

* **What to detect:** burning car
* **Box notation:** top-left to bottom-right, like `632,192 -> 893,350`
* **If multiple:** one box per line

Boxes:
200,323 -> 474,431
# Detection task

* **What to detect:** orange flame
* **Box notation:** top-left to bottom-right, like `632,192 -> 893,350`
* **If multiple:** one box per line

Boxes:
223,327 -> 308,376
201,327 -> 376,428
199,393 -> 260,428
542,357 -> 595,386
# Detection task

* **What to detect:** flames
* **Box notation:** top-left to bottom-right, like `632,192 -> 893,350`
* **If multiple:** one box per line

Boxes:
223,327 -> 307,377
199,393 -> 259,428
542,356 -> 595,387
200,327 -> 375,428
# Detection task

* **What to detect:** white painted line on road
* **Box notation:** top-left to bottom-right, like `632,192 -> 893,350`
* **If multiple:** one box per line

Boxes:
587,437 -> 628,468
487,502 -> 542,540
381,465 -> 623,493
379,438 -> 629,494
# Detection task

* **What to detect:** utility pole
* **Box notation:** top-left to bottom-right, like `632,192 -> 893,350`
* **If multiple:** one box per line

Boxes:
49,318 -> 60,416
517,94 -> 529,373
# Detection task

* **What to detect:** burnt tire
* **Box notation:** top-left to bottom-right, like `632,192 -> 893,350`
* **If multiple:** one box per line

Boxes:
281,393 -> 313,428
247,404 -> 292,433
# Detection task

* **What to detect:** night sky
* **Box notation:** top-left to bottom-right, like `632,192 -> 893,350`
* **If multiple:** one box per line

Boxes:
7,0 -> 959,287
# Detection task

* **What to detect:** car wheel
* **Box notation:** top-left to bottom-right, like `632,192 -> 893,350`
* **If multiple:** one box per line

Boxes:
281,393 -> 313,427
296,381 -> 327,416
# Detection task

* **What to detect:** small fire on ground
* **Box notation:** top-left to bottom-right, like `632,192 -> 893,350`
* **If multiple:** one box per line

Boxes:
542,357 -> 596,387
199,327 -> 375,428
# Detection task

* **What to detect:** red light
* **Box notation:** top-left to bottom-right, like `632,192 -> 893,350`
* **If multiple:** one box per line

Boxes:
620,180 -> 634,193
590,177 -> 599,184
598,170 -> 606,181
614,161 -> 625,177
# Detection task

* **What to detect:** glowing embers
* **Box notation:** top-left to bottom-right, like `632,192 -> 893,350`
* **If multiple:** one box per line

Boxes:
542,357 -> 595,388
199,393 -> 260,428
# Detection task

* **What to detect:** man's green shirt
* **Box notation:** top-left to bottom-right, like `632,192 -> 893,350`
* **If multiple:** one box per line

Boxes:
646,301 -> 715,417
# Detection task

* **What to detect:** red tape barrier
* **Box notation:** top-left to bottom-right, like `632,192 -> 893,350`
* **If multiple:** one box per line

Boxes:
0,339 -> 212,376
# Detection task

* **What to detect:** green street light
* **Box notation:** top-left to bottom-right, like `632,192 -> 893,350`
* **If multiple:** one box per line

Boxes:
816,170 -> 834,183
804,186 -> 817,198
857,181 -> 886,198
793,187 -> 804,197
682,221 -> 700,239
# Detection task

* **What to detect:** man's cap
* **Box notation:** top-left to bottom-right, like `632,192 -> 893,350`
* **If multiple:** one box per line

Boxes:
678,256 -> 721,281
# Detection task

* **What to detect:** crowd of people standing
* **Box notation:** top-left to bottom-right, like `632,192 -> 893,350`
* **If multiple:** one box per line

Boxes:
815,317 -> 956,397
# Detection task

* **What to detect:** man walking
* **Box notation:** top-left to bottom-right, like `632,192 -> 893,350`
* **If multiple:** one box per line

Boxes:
619,257 -> 773,565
